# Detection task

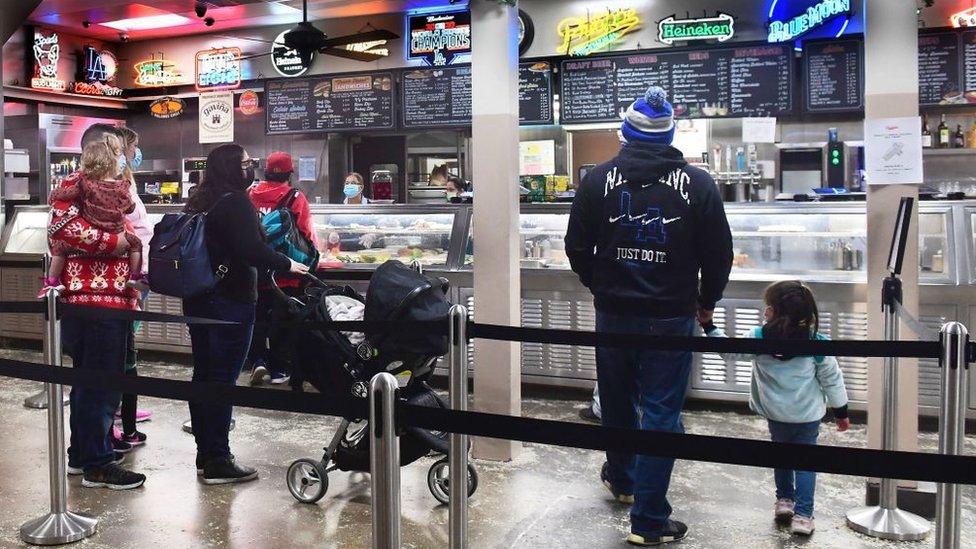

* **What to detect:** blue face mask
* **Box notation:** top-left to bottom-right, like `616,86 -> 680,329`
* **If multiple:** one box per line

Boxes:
130,147 -> 143,169
343,184 -> 361,198
117,154 -> 127,175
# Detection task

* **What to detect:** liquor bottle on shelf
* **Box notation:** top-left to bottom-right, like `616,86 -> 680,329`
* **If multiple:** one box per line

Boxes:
921,116 -> 933,148
968,116 -> 976,149
938,114 -> 950,148
954,124 -> 965,148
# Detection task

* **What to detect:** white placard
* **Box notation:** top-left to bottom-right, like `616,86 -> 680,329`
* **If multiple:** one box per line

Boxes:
298,156 -> 317,181
519,140 -> 556,176
198,91 -> 235,144
742,117 -> 777,143
672,119 -> 708,159
864,117 -> 923,185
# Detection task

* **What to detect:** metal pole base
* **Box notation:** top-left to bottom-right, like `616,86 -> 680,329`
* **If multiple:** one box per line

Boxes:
24,389 -> 69,410
20,511 -> 97,546
846,506 -> 931,541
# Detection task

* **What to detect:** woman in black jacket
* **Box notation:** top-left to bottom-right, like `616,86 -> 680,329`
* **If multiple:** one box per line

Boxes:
183,144 -> 308,484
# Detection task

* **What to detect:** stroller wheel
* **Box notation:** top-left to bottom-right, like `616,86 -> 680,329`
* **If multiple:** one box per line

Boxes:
427,458 -> 479,505
287,459 -> 329,504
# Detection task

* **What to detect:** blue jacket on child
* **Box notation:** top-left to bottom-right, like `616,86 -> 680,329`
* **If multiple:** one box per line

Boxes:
705,326 -> 849,424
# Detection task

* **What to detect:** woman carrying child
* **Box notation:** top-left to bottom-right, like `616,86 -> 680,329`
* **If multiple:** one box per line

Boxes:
703,280 -> 849,536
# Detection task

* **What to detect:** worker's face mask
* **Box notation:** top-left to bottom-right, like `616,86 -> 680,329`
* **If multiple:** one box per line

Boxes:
446,191 -> 458,200
343,183 -> 361,198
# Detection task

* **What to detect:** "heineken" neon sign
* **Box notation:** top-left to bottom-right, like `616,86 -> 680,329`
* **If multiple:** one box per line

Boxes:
767,0 -> 851,43
658,13 -> 735,45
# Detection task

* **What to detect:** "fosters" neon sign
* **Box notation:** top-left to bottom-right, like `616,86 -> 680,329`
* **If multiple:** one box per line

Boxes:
767,0 -> 851,43
557,8 -> 642,57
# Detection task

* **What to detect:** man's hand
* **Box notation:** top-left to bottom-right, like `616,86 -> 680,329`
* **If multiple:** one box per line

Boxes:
836,417 -> 850,432
696,304 -> 714,325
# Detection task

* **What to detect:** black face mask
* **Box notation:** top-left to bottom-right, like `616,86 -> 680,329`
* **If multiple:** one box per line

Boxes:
243,166 -> 256,186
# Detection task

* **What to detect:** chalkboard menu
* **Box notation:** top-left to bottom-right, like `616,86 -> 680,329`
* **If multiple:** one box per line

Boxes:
519,62 -> 554,125
559,43 -> 793,124
401,65 -> 472,128
803,38 -> 864,113
266,71 -> 395,134
918,32 -> 962,106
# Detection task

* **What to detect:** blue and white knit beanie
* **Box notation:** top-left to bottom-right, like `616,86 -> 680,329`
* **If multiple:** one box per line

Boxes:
620,86 -> 675,145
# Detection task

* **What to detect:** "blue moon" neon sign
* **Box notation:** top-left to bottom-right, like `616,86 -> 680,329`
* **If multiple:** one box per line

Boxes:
766,0 -> 855,46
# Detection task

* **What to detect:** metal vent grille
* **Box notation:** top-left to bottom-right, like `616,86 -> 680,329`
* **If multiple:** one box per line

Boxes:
918,313 -> 948,405
700,307 -> 729,385
0,269 -> 45,337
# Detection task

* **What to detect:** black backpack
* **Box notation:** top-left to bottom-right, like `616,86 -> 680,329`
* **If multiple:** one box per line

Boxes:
148,194 -> 230,299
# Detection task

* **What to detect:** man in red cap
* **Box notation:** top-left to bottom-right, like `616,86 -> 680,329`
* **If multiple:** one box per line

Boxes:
247,151 -> 319,385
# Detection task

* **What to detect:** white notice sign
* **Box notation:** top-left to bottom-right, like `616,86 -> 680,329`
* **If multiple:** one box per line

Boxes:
199,91 -> 234,144
864,117 -> 923,185
742,117 -> 777,143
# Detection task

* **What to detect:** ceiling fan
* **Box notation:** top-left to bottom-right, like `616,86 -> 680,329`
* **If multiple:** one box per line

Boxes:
235,0 -> 399,63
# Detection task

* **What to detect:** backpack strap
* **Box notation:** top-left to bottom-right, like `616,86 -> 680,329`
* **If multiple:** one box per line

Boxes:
273,188 -> 300,211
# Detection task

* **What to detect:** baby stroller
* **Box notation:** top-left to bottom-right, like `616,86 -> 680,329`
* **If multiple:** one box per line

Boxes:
276,260 -> 478,505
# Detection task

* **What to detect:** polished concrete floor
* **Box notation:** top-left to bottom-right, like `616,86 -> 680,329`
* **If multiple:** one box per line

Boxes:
0,346 -> 974,548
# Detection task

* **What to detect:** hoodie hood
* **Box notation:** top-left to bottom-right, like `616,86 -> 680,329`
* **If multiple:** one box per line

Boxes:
615,141 -> 688,185
249,181 -> 292,211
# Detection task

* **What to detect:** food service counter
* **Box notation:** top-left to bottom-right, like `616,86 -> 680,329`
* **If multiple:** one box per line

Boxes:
2,202 -> 975,416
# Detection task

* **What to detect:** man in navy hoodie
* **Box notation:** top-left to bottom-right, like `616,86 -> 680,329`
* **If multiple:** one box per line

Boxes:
566,86 -> 733,546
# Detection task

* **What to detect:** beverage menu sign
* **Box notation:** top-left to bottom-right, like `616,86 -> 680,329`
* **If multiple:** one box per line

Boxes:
401,66 -> 472,128
265,71 -> 395,134
559,43 -> 793,124
519,62 -> 554,125
803,38 -> 864,113
918,32 -> 962,106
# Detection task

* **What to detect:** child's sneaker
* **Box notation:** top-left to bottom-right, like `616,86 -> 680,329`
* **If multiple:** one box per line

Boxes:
120,430 -> 147,448
111,428 -> 134,453
790,515 -> 815,536
774,498 -> 795,523
600,461 -> 634,504
270,371 -> 291,385
250,360 -> 270,386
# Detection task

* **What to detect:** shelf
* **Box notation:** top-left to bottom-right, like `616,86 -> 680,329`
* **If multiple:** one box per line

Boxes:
923,148 -> 976,156
733,231 -> 866,238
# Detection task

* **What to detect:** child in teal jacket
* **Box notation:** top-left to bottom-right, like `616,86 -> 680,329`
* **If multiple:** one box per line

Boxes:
703,281 -> 849,537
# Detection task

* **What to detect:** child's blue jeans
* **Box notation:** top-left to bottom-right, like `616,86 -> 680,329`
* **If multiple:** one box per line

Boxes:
767,419 -> 821,518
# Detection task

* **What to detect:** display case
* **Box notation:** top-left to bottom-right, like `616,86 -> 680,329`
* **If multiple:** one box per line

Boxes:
0,206 -> 48,339
308,205 -> 466,270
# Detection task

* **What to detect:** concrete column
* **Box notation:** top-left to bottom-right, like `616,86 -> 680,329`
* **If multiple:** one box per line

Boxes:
470,0 -> 521,461
864,0 -> 920,459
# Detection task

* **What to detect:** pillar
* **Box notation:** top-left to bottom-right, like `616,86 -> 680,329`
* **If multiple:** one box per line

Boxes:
864,0 -> 920,468
470,0 -> 521,461
0,1 -> 43,188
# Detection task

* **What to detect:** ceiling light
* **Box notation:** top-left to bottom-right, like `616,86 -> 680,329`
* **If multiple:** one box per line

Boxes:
100,14 -> 192,32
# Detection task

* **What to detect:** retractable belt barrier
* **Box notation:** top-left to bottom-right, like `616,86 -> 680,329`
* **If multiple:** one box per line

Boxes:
0,355 -> 975,486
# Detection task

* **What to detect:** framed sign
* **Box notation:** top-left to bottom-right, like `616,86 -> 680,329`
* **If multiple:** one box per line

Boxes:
195,47 -> 242,92
199,91 -> 235,144
408,10 -> 471,66
272,30 -> 312,77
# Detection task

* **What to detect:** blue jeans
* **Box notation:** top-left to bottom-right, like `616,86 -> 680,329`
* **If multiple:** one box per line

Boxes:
767,420 -> 820,518
183,294 -> 255,463
596,311 -> 694,536
63,316 -> 129,471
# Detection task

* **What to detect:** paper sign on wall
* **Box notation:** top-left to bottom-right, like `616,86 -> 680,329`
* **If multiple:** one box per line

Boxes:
742,117 -> 777,143
519,140 -> 556,176
299,156 -> 317,182
864,117 -> 923,185
199,91 -> 235,144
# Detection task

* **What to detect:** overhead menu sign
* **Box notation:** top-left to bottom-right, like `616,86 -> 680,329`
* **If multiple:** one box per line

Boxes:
918,31 -> 962,106
559,43 -> 794,124
803,37 -> 864,113
519,62 -> 554,125
401,66 -> 472,128
265,71 -> 395,134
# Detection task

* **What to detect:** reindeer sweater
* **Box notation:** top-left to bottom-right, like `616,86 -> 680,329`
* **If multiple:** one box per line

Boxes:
48,172 -> 138,310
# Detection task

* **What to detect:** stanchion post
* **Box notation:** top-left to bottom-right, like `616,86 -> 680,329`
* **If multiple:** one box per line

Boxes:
935,322 -> 969,549
846,276 -> 930,540
370,372 -> 401,549
24,255 -> 68,410
448,305 -> 469,549
20,287 -> 97,545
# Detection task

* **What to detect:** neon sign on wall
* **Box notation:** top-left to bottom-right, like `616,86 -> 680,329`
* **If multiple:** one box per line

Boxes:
658,13 -> 735,45
951,8 -> 976,28
557,8 -> 642,57
31,30 -> 66,91
767,0 -> 852,44
135,58 -> 183,87
195,47 -> 242,92
73,46 -> 123,97
408,11 -> 471,66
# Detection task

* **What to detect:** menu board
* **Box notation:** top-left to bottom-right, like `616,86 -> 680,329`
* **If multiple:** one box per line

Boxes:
559,43 -> 793,124
803,38 -> 864,113
918,32 -> 962,106
961,30 -> 976,104
401,65 -> 472,128
265,71 -> 395,134
519,62 -> 554,125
